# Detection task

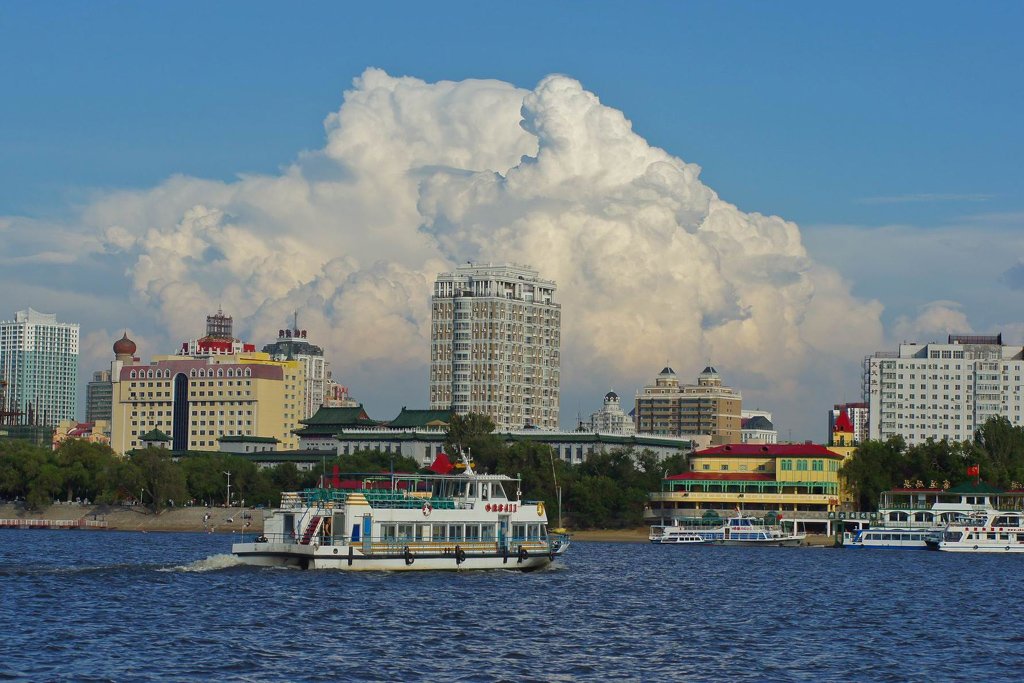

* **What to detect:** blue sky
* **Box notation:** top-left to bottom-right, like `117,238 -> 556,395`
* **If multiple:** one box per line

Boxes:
2,2 -> 1023,439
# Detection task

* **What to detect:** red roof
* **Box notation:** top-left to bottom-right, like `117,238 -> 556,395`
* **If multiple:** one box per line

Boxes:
696,443 -> 842,458
666,472 -> 775,481
834,410 -> 854,433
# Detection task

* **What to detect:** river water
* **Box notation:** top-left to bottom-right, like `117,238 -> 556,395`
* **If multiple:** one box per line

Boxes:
2,529 -> 1021,681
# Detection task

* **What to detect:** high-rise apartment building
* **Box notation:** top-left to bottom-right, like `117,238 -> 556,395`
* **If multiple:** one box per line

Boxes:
634,366 -> 742,445
865,334 -> 1024,446
262,321 -> 328,419
0,308 -> 79,425
86,370 -> 113,424
585,391 -> 636,435
429,263 -> 561,431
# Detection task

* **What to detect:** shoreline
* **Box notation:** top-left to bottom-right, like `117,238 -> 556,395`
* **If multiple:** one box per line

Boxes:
0,505 -> 834,545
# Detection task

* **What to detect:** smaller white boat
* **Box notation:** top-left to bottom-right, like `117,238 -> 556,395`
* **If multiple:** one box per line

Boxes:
926,510 -> 1024,553
648,514 -> 804,547
847,527 -> 939,550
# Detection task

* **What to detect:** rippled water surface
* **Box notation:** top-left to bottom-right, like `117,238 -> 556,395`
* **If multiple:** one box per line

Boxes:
3,529 -> 1023,681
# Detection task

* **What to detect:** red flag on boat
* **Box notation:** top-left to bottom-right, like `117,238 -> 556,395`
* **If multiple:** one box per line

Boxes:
332,464 -> 341,489
430,453 -> 454,475
967,465 -> 980,477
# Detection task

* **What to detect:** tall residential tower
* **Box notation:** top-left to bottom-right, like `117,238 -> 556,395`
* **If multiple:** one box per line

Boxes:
429,263 -> 561,431
0,308 -> 79,426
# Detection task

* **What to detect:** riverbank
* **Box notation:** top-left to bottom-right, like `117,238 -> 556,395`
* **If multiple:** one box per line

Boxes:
0,503 -> 261,533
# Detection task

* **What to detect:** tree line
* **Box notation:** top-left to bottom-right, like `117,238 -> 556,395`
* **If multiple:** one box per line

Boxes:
841,416 -> 1024,510
0,413 -> 688,528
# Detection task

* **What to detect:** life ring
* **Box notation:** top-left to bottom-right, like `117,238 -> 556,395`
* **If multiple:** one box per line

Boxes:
517,545 -> 528,564
422,502 -> 433,517
404,545 -> 415,566
537,501 -> 545,517
454,545 -> 466,565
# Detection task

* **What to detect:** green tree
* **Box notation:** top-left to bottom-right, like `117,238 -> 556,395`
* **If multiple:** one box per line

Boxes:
130,447 -> 188,511
840,436 -> 906,510
444,413 -> 502,464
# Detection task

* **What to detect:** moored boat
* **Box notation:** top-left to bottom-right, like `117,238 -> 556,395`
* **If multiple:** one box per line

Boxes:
232,460 -> 569,571
926,510 -> 1024,553
649,514 -> 805,547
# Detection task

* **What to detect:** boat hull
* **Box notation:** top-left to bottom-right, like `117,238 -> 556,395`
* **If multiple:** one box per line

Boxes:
232,542 -> 561,571
714,537 -> 805,547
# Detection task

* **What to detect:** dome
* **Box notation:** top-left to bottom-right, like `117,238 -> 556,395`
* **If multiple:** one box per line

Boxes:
659,366 -> 676,376
701,366 -> 718,375
743,415 -> 774,431
113,332 -> 137,357
605,391 -> 619,400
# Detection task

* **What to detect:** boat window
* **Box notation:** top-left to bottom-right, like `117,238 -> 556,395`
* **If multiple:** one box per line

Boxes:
527,525 -> 541,541
491,483 -> 507,500
480,484 -> 489,501
466,525 -> 481,541
448,524 -> 464,541
468,483 -> 477,499
398,524 -> 414,540
481,524 -> 496,541
512,523 -> 526,541
415,524 -> 427,541
432,524 -> 446,541
987,533 -> 997,540
944,531 -> 963,542
381,524 -> 397,541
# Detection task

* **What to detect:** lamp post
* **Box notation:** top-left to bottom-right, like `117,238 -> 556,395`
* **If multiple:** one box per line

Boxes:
224,471 -> 232,507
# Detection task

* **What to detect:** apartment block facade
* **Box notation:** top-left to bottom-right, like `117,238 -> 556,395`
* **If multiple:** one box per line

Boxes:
865,334 -> 1024,446
0,308 -> 79,425
429,263 -> 560,431
634,366 -> 742,445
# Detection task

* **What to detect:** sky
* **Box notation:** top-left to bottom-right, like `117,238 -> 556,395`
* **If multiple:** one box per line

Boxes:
2,2 -> 1023,441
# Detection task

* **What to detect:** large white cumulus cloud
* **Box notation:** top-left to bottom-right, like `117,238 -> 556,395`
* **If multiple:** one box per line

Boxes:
57,68 -> 884,431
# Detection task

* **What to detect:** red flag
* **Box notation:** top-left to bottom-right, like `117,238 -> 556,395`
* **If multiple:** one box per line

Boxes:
429,453 -> 454,475
332,464 -> 341,489
967,465 -> 980,477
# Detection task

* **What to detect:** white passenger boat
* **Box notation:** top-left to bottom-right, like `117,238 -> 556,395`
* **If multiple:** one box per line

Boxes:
649,514 -> 805,547
232,462 -> 569,571
925,510 -> 1024,553
847,527 -> 939,550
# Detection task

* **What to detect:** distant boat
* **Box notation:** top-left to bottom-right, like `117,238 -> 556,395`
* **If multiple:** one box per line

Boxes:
650,514 -> 805,547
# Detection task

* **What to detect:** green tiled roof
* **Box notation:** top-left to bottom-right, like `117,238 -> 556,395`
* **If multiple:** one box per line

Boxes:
387,408 -> 453,428
140,429 -> 171,442
946,481 -> 1005,495
294,405 -> 378,435
218,435 -> 280,443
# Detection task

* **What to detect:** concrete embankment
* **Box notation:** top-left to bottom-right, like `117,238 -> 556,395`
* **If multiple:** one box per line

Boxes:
0,503 -> 263,533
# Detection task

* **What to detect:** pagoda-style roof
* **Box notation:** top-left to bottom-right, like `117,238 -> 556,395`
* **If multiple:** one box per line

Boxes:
946,481 -> 1005,495
140,429 -> 171,442
387,408 -> 453,429
294,405 -> 378,436
696,443 -> 843,458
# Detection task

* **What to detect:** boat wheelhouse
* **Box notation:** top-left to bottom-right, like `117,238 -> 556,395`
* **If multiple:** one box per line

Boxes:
232,465 -> 569,571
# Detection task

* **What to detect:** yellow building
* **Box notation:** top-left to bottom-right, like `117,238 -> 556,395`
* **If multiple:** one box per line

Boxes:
634,366 -> 742,445
646,443 -> 844,527
110,342 -> 305,454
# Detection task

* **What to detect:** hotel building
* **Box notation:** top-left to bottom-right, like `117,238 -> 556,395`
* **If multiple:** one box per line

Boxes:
864,334 -> 1024,446
0,308 -> 79,425
109,334 -> 306,454
585,391 -> 636,435
634,366 -> 742,445
429,263 -> 560,431
86,370 -> 113,424
262,321 -> 328,419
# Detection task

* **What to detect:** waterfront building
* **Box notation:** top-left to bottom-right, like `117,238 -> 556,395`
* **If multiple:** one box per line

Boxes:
829,402 -> 868,444
645,443 -> 844,533
86,370 -> 113,425
634,366 -> 742,445
294,405 -> 379,451
109,334 -> 306,454
740,409 -> 777,444
585,391 -> 636,435
262,320 -> 328,419
429,263 -> 561,431
864,334 -> 1024,446
0,308 -> 79,426
323,379 -> 359,407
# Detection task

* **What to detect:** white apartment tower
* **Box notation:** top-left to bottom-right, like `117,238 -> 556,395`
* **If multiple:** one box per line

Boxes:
430,263 -> 561,431
0,308 -> 79,425
865,334 -> 1024,446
